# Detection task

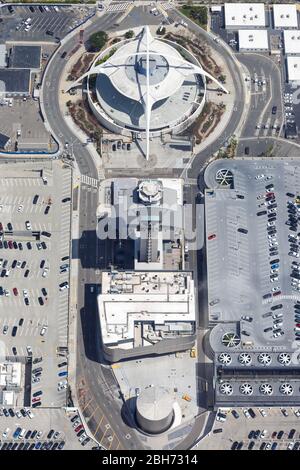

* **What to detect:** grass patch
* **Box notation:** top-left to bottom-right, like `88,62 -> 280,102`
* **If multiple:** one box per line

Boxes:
180,5 -> 208,30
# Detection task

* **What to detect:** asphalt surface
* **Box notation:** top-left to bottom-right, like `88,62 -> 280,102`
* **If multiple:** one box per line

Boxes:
41,12 -> 144,450
167,9 -> 245,179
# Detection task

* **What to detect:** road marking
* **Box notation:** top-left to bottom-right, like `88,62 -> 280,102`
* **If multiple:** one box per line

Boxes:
88,405 -> 99,420
81,397 -> 93,412
93,414 -> 104,437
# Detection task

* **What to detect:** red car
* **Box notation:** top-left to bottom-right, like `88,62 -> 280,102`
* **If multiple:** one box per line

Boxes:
266,192 -> 275,197
0,223 -> 3,231
8,240 -> 13,249
273,291 -> 281,297
208,234 -> 216,240
75,424 -> 83,433
13,287 -> 18,296
295,323 -> 300,328
32,397 -> 41,403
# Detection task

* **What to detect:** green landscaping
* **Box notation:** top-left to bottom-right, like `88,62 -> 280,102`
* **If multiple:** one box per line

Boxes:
88,31 -> 108,52
180,5 -> 208,30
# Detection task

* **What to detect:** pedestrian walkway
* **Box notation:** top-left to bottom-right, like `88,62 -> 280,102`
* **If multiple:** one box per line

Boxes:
160,1 -> 174,11
107,2 -> 132,12
81,174 -> 99,188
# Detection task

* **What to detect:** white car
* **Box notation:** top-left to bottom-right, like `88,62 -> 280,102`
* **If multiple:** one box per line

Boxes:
15,410 -> 22,419
243,409 -> 251,419
26,409 -> 34,419
265,442 -> 271,450
17,205 -> 23,213
294,409 -> 300,418
272,286 -> 280,292
287,442 -> 294,450
260,429 -> 268,438
255,174 -> 265,180
40,326 -> 47,336
23,289 -> 29,298
268,221 -> 276,227
2,427 -> 9,439
79,433 -> 87,442
271,277 -> 279,283
25,221 -> 32,230
259,408 -> 267,418
42,267 -> 49,278
26,345 -> 32,355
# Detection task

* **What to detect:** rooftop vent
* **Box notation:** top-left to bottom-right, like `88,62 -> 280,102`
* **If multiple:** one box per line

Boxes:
219,382 -> 233,395
240,383 -> 253,395
218,353 -> 232,365
259,383 -> 273,395
258,353 -> 272,366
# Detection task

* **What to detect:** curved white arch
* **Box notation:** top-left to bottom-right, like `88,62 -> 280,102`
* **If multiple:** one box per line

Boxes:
67,26 -> 228,159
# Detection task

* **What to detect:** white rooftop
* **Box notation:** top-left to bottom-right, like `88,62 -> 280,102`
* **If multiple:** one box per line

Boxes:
273,4 -> 298,28
284,29 -> 300,54
238,29 -> 269,50
0,362 -> 22,387
98,271 -> 196,350
287,56 -> 300,81
224,3 -> 266,28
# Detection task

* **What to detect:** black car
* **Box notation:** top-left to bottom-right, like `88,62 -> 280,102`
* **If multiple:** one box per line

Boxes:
40,260 -> 45,269
70,414 -> 79,423
38,297 -> 44,306
1,443 -> 8,450
231,410 -> 239,419
29,6 -> 35,12
41,241 -> 47,250
266,184 -> 274,190
32,401 -> 41,408
270,258 -> 280,264
260,442 -> 266,450
38,5 -> 44,12
271,304 -> 283,311
29,443 -> 35,450
33,357 -> 43,364
61,256 -> 69,261
257,210 -> 267,216
47,429 -> 55,439
13,241 -> 18,249
287,192 -> 295,198
7,222 -> 13,231
26,242 -> 32,250
236,441 -> 243,450
12,260 -> 17,268
12,443 -> 18,450
58,441 -> 65,450
41,231 -> 51,238
7,442 -> 13,450
277,430 -> 284,439
46,30 -> 54,36
44,205 -> 50,215
18,243 -> 23,250
271,442 -> 278,450
62,197 -> 71,203
41,288 -> 47,297
12,347 -> 17,356
17,443 -> 24,450
8,408 -> 15,417
21,261 -> 26,269
33,391 -> 43,398
77,429 -> 85,437
61,51 -> 67,59
24,270 -> 29,278
58,361 -> 68,368
3,241 -> 8,249
248,408 -> 256,418
272,106 -> 277,115
3,408 -> 9,417
293,442 -> 300,450
12,326 -> 17,337
248,430 -> 255,439
288,429 -> 296,439
244,146 -> 249,155
52,442 -> 59,450
25,430 -> 31,439
31,430 -> 38,439
237,228 -> 248,234
248,441 -> 255,450
33,195 -> 39,205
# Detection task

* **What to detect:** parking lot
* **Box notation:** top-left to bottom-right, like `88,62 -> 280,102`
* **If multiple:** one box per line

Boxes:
0,4 -> 95,43
0,99 -> 56,153
205,159 -> 300,348
0,161 -> 71,408
196,406 -> 300,450
0,408 -> 96,450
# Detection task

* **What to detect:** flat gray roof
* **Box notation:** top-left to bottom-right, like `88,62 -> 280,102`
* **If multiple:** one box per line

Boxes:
9,45 -> 41,69
0,69 -> 31,93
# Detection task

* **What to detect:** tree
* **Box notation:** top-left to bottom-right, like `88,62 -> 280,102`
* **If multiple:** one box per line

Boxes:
124,30 -> 135,39
88,31 -> 108,52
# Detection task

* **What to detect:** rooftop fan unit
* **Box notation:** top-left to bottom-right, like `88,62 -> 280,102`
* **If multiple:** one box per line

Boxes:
218,353 -> 232,365
238,352 -> 252,365
280,383 -> 293,395
258,353 -> 272,366
278,353 -> 291,365
259,383 -> 273,395
219,382 -> 233,395
240,383 -> 253,395
222,332 -> 240,348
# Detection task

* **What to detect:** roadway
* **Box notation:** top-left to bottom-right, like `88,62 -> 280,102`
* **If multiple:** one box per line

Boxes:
41,11 -> 144,449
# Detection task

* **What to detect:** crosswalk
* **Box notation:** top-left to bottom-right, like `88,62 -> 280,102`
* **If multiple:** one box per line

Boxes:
106,2 -> 132,12
80,174 -> 99,188
160,1 -> 174,10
